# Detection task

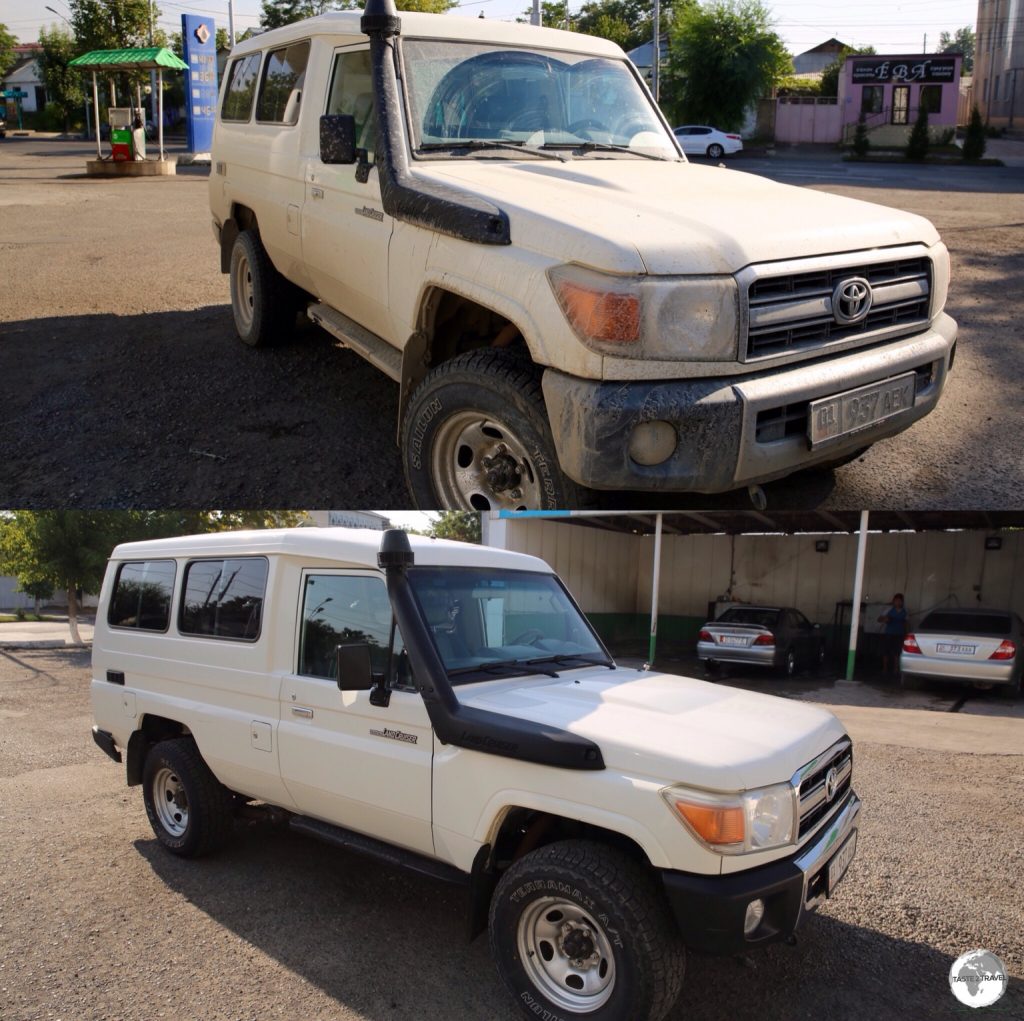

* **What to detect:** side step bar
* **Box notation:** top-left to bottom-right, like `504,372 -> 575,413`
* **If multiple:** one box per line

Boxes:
307,302 -> 402,382
290,815 -> 469,886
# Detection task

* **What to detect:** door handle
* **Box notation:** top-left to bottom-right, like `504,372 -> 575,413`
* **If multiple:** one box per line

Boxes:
310,186 -> 324,199
291,706 -> 314,718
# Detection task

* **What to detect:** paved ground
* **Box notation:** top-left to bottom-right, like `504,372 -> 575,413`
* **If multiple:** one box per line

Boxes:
0,615 -> 95,647
0,137 -> 1022,510
0,648 -> 1021,1021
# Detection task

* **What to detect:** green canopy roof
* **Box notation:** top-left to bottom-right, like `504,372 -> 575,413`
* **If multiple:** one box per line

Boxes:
69,47 -> 189,72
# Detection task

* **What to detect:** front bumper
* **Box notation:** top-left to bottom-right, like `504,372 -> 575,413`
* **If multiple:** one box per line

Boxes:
660,790 -> 860,955
542,316 -> 956,492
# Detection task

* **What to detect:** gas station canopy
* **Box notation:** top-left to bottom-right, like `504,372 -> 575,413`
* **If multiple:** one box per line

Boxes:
68,48 -> 189,72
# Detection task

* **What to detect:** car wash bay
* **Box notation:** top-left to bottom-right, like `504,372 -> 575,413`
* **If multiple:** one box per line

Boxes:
481,510 -> 1024,680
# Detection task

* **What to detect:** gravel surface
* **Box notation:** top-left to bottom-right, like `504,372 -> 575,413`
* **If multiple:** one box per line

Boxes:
0,140 -> 1023,509
1,649 -> 1021,1021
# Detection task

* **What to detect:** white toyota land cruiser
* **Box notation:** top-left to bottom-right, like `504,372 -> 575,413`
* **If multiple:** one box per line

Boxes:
209,0 -> 956,511
92,526 -> 860,1021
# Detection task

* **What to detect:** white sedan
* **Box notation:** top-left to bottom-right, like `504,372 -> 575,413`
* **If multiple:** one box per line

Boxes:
673,125 -> 743,158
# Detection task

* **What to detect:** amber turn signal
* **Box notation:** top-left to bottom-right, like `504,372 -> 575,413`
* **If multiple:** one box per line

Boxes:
672,799 -> 745,845
556,279 -> 641,343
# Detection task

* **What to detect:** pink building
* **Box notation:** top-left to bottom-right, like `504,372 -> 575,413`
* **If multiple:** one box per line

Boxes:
837,53 -> 963,146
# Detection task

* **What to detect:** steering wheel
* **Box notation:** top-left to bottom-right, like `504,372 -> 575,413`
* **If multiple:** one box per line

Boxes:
508,108 -> 550,132
567,118 -> 609,136
510,628 -> 546,646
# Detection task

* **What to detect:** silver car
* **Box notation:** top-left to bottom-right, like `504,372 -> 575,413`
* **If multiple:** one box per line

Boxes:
697,606 -> 825,677
900,607 -> 1022,695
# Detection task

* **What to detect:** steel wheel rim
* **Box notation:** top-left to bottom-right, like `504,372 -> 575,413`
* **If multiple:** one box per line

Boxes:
233,252 -> 254,332
431,411 -> 542,511
153,766 -> 189,837
516,897 -> 616,1013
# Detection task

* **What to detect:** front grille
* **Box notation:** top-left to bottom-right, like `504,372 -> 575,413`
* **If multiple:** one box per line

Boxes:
797,742 -> 853,840
755,362 -> 937,444
745,255 -> 932,360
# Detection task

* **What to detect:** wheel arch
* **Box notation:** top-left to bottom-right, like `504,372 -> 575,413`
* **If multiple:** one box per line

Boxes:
126,714 -> 193,787
399,281 -> 542,432
219,203 -> 259,273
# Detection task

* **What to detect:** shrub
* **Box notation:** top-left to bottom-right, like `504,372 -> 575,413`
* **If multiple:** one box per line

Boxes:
852,113 -> 870,157
963,105 -> 987,160
906,106 -> 930,160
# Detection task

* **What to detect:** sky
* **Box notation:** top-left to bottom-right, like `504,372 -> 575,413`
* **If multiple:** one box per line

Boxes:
3,0 -> 979,58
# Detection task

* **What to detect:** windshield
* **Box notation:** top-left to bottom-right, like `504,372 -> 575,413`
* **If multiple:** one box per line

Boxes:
402,39 -> 677,158
407,566 -> 610,682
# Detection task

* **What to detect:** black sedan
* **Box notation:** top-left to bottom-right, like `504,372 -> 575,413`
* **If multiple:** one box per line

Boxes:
697,605 -> 826,677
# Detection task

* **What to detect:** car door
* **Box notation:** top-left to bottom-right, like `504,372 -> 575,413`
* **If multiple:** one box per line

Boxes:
302,45 -> 395,339
277,569 -> 435,857
790,610 -> 815,666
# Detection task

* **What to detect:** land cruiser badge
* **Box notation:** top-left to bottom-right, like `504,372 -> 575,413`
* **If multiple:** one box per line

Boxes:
370,726 -> 418,744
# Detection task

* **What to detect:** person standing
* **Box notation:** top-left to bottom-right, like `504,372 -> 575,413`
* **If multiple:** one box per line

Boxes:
878,593 -> 908,677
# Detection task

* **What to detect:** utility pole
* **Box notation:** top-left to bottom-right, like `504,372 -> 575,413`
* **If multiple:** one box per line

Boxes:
531,0 -> 540,26
228,0 -> 236,47
652,0 -> 661,103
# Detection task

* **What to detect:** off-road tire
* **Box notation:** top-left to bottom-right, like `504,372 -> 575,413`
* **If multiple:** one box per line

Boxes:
489,840 -> 685,1021
142,738 -> 234,857
401,348 -> 593,510
229,229 -> 300,347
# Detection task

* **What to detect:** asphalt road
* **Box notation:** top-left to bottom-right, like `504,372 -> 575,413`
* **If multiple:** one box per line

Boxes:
1,138 -> 1022,510
0,648 -> 1021,1021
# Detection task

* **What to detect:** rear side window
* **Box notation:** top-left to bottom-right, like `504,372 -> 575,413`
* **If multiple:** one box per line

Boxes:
179,557 -> 269,641
256,41 -> 310,125
222,52 -> 262,122
108,560 -> 176,632
920,611 -> 1012,635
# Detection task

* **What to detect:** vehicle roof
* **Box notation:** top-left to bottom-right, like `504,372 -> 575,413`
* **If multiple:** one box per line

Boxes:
228,11 -> 624,59
109,527 -> 554,573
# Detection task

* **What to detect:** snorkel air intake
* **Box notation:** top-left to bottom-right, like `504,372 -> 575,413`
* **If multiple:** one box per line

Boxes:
361,0 -> 512,245
378,529 -> 604,770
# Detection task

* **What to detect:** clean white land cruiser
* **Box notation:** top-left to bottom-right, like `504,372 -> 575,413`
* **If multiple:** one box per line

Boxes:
209,0 -> 956,511
92,526 -> 860,1021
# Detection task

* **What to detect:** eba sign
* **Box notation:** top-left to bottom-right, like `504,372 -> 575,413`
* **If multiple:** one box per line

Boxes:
852,58 -> 957,85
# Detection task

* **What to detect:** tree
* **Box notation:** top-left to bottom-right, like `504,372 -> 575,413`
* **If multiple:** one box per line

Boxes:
69,0 -> 154,51
0,23 -> 17,79
666,0 -> 790,129
427,511 -> 482,544
38,25 -> 84,134
817,45 -> 875,98
938,25 -> 974,74
905,105 -> 929,160
521,0 -> 690,53
851,111 -> 870,156
962,104 -> 986,160
261,0 -> 453,30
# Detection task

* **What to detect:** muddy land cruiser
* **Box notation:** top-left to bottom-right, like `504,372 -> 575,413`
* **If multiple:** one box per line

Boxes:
209,0 -> 956,511
92,527 -> 860,1021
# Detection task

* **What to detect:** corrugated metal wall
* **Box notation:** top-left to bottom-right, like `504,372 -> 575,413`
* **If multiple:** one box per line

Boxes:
500,520 -> 1024,627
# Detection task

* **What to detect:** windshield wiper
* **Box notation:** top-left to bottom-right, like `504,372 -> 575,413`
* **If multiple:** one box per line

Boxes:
525,653 -> 616,671
447,659 -> 560,679
543,141 -> 672,161
417,140 -> 568,162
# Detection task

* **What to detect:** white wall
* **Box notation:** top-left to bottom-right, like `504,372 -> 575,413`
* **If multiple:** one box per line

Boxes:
497,520 -> 1024,627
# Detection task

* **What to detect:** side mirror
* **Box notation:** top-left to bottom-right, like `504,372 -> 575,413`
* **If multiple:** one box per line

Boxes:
320,113 -> 357,164
337,643 -> 375,690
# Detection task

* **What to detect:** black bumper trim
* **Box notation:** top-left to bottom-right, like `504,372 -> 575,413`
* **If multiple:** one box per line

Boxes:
661,854 -> 804,956
92,726 -> 122,764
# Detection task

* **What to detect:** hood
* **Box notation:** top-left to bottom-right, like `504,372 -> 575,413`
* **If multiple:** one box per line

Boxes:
458,666 -> 848,790
412,159 -> 940,275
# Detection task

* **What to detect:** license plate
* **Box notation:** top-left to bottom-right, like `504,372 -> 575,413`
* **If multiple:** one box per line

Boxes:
827,832 -> 857,894
808,373 -> 916,447
937,642 -> 977,655
718,635 -> 747,646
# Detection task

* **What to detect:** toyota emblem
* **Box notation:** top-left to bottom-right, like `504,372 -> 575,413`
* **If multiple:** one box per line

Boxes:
832,276 -> 873,325
824,766 -> 839,802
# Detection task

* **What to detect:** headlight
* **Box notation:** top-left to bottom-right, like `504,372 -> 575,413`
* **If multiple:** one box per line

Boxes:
661,782 -> 796,854
548,264 -> 738,361
929,241 -> 950,318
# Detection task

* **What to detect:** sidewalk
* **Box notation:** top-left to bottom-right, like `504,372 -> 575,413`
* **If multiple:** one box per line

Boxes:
0,617 -> 94,648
